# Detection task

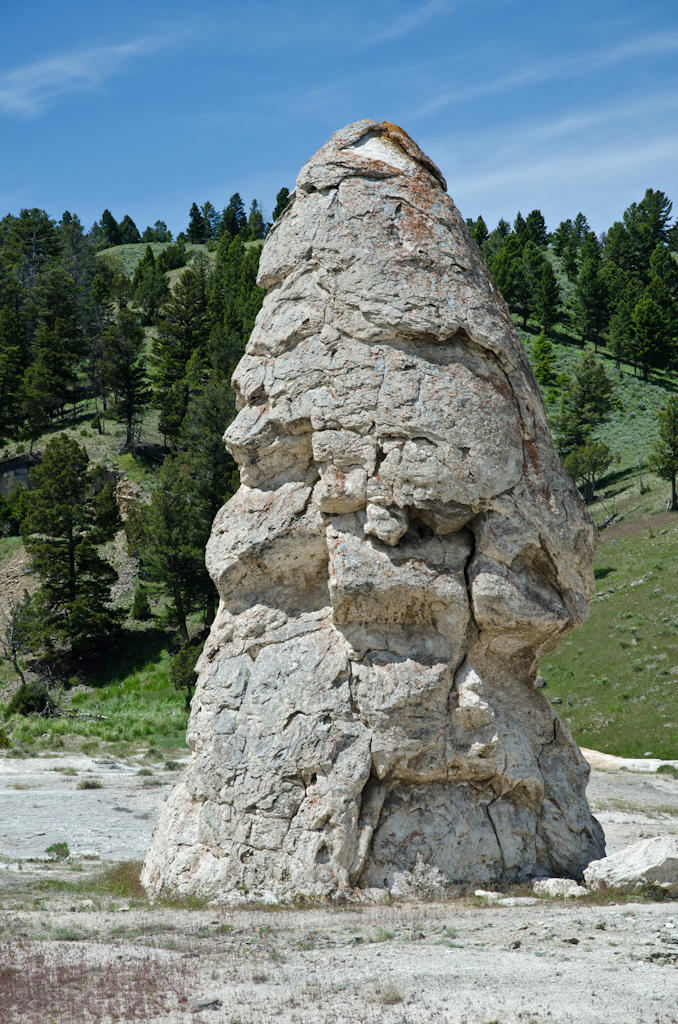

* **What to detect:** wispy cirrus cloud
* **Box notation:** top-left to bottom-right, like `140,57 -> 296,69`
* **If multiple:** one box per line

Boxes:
413,31 -> 678,116
425,90 -> 678,229
366,0 -> 460,45
0,36 -> 167,117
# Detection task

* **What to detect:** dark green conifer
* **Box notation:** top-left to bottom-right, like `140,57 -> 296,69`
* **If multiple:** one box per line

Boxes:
100,210 -> 122,247
272,187 -> 291,221
187,203 -> 207,244
22,435 -> 122,657
104,307 -> 151,447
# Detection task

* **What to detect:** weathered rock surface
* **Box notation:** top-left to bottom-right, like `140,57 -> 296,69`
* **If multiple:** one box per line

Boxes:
142,119 -> 604,901
532,877 -> 587,898
584,836 -> 678,894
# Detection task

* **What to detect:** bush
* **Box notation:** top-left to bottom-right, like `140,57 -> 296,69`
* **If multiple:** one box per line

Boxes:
4,682 -> 51,718
45,841 -> 70,860
156,239 -> 188,273
76,779 -> 103,790
0,726 -> 11,748
131,585 -> 152,621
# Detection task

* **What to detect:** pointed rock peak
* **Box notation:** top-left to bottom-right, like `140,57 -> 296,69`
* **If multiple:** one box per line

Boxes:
296,118 -> 447,195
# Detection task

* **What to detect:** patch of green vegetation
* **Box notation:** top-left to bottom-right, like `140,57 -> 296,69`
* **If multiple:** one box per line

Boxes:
0,536 -> 22,562
97,242 -> 210,279
540,511 -> 678,757
45,842 -> 70,860
3,626 -> 189,751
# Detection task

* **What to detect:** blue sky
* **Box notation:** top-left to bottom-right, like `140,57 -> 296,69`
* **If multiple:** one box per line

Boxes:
1,0 -> 677,237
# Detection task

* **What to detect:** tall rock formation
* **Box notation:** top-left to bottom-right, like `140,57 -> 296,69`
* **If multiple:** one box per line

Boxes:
142,120 -> 605,901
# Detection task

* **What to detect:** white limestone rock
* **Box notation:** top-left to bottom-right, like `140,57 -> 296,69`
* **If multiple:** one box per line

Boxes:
584,837 -> 678,894
532,877 -> 587,898
142,120 -> 604,902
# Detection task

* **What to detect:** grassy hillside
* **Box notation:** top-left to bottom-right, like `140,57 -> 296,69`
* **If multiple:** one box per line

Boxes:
515,293 -> 678,758
97,241 -> 211,279
541,506 -> 678,759
97,238 -> 263,279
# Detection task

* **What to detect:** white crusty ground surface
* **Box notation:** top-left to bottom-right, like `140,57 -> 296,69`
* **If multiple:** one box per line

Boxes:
3,752 -> 678,1023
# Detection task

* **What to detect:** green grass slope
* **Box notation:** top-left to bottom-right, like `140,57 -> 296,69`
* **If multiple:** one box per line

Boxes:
541,508 -> 678,759
97,242 -> 210,278
513,299 -> 678,758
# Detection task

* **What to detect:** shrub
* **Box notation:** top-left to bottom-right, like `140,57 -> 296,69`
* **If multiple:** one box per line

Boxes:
131,585 -> 151,621
0,726 -> 11,748
4,683 -> 51,718
76,779 -> 103,790
45,841 -> 70,860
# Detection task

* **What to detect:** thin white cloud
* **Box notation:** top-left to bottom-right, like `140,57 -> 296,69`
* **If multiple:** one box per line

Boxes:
0,37 -> 164,116
414,31 -> 678,116
426,91 -> 678,230
367,0 -> 458,45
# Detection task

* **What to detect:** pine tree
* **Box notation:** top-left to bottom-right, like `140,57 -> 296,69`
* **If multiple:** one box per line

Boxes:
530,332 -> 557,388
178,376 -> 239,623
608,281 -> 641,369
132,245 -> 156,291
246,199 -> 266,240
125,456 -> 204,643
512,241 -> 547,327
649,248 -> 678,298
221,194 -> 247,238
575,257 -> 608,347
648,396 -> 678,510
118,215 -> 141,244
131,241 -> 167,322
490,236 -> 522,306
272,187 -> 291,222
201,202 -> 219,240
3,208 -> 61,288
564,441 -> 617,503
0,308 -> 24,445
554,350 -> 618,455
131,585 -> 151,621
551,220 -> 573,257
534,261 -> 560,333
104,307 -> 151,448
525,209 -> 548,247
140,220 -> 172,242
572,213 -> 591,246
156,239 -> 188,273
100,210 -> 122,247
466,215 -> 488,249
22,435 -> 122,657
22,320 -> 79,436
153,267 -> 212,441
482,218 -> 511,261
632,276 -> 676,381
563,236 -> 579,282
187,203 -> 207,244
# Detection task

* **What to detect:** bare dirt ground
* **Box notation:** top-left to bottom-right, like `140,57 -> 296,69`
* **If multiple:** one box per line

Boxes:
2,751 -> 678,1024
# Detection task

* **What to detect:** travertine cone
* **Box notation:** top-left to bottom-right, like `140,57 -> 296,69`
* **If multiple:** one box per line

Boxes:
142,120 -> 604,901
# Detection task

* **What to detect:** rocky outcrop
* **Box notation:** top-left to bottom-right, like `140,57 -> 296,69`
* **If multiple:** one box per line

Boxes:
142,120 -> 604,902
584,837 -> 678,895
